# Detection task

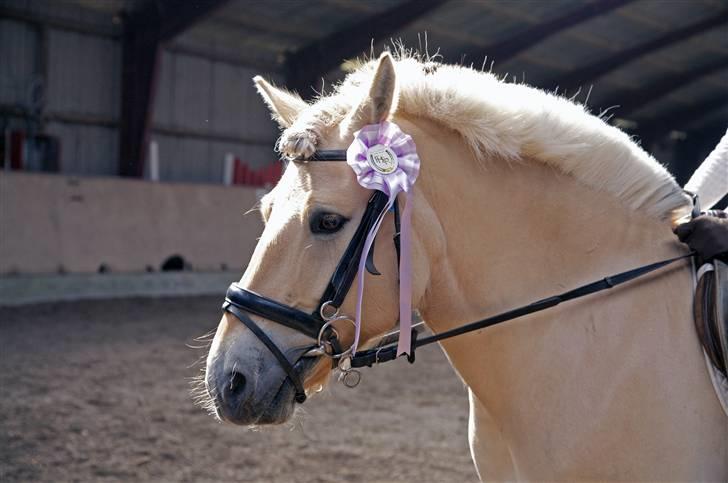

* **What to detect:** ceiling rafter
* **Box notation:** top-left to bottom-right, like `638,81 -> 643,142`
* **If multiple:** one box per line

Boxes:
206,11 -> 318,41
555,9 -> 728,91
638,96 -> 728,140
459,0 -> 635,66
119,0 -> 231,177
0,5 -> 120,38
155,0 -> 231,42
604,56 -> 728,118
283,0 -> 449,97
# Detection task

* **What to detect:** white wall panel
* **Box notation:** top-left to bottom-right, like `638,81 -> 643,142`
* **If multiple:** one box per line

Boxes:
152,51 -> 278,143
2,10 -> 277,183
0,19 -> 38,106
243,69 -> 280,141
155,135 -> 210,183
76,124 -> 117,175
153,51 -> 175,126
45,122 -> 117,176
245,144 -> 277,169
151,136 -> 277,185
207,140 -> 243,183
0,171 -> 264,274
46,29 -> 120,118
211,61 -> 248,136
149,51 -> 279,183
172,54 -> 212,131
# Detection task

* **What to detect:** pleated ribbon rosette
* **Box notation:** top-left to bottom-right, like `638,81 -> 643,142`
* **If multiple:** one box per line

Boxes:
346,121 -> 420,356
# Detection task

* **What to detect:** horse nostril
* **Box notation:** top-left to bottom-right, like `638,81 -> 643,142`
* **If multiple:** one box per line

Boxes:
229,371 -> 247,396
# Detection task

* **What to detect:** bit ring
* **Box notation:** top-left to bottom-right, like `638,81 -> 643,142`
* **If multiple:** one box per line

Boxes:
316,316 -> 355,359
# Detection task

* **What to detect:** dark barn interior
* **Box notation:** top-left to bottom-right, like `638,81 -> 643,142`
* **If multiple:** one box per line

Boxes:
2,0 -> 726,185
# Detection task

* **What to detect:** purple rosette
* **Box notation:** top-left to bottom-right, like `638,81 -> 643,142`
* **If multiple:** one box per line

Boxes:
346,121 -> 420,356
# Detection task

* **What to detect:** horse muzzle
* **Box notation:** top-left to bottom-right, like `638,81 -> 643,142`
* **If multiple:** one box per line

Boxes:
205,336 -> 319,425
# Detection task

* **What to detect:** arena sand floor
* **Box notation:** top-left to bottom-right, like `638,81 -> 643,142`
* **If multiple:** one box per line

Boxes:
0,296 -> 477,482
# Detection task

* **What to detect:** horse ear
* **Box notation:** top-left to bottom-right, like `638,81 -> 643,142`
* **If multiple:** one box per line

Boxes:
253,76 -> 308,128
349,52 -> 398,127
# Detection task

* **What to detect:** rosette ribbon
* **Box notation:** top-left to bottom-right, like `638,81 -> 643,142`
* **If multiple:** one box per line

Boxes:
346,121 -> 420,357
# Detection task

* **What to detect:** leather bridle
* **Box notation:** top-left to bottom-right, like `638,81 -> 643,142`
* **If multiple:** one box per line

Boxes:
223,149 -> 400,403
223,148 -> 696,404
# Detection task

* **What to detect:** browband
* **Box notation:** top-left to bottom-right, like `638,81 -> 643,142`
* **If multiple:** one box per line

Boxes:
295,150 -> 348,162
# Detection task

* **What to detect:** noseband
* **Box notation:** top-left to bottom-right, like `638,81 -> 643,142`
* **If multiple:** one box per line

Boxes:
223,150 -> 401,403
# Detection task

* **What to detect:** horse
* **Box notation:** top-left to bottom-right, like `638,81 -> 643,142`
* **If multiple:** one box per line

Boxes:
204,51 -> 728,480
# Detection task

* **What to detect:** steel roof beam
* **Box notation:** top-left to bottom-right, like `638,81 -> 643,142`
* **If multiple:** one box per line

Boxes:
606,57 -> 728,118
119,0 -> 230,177
156,0 -> 231,42
460,0 -> 635,66
284,0 -> 449,97
638,96 -> 728,141
555,10 -> 728,91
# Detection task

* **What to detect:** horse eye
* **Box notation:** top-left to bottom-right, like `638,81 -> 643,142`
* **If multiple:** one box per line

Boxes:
311,213 -> 347,234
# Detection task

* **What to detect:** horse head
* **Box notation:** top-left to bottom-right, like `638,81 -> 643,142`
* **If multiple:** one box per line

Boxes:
205,53 -> 431,425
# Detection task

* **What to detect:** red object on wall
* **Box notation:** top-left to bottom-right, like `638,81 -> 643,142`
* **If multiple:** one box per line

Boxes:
10,131 -> 25,170
261,163 -> 282,185
231,158 -> 282,187
233,159 -> 246,185
5,130 -> 60,172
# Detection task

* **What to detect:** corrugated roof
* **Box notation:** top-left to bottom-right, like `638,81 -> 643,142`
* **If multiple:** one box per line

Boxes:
38,0 -> 728,142
160,0 -> 727,137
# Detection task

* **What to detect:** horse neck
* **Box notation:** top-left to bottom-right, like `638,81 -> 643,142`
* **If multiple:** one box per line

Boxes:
413,134 -> 693,402
397,118 -> 724,479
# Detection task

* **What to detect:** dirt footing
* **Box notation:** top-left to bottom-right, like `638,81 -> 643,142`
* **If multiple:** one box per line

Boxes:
0,297 -> 477,482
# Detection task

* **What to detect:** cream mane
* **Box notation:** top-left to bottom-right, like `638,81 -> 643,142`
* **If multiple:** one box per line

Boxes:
279,52 -> 690,222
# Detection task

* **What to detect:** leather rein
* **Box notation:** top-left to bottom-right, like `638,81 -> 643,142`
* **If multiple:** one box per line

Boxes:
223,149 -> 695,402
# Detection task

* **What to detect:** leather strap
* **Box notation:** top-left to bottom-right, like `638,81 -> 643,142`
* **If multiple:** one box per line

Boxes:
351,252 -> 695,368
223,301 -> 308,403
295,150 -> 348,162
280,150 -> 394,311
221,186 -> 395,406
317,190 -> 391,309
225,192 -> 392,333
393,199 -> 402,269
226,284 -> 325,340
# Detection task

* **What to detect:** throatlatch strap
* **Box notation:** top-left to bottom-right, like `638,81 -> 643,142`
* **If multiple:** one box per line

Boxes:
223,302 -> 307,403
